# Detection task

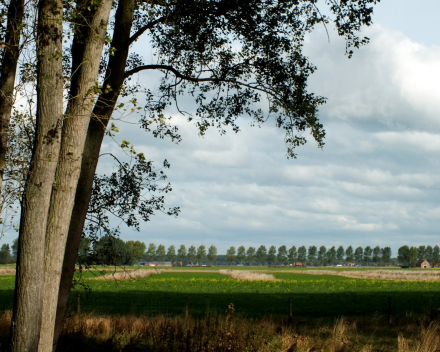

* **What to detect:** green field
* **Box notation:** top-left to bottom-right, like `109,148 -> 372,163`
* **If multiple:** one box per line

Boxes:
2,269 -> 440,320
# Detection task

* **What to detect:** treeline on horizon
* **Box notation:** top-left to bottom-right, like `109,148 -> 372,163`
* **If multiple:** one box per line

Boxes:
72,236 -> 440,267
1,237 -> 439,267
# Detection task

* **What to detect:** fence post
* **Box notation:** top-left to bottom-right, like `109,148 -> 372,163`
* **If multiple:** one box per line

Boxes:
388,296 -> 391,325
288,297 -> 293,323
77,292 -> 81,314
185,296 -> 189,320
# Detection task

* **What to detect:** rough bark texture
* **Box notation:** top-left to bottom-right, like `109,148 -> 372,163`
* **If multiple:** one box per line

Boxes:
0,0 -> 25,192
38,1 -> 113,350
10,0 -> 64,350
53,0 -> 136,345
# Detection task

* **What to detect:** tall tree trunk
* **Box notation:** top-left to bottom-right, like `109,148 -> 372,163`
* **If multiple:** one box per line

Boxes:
10,0 -> 64,350
0,0 -> 25,192
53,0 -> 136,345
37,1 -> 113,350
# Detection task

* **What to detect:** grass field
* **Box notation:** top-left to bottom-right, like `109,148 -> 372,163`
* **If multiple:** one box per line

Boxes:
1,267 -> 440,319
2,267 -> 440,350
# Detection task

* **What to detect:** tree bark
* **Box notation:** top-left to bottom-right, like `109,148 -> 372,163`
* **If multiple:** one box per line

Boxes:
10,0 -> 64,350
37,0 -> 113,350
53,0 -> 136,345
0,0 -> 25,193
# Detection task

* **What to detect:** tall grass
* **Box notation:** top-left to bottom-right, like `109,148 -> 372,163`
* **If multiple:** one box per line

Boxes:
398,322 -> 440,352
1,310 -> 439,351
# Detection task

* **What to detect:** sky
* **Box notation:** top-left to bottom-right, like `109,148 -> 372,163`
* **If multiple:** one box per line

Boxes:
97,0 -> 440,255
2,1 -> 440,256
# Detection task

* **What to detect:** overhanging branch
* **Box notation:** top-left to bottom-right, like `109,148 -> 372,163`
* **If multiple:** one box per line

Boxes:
124,64 -> 278,98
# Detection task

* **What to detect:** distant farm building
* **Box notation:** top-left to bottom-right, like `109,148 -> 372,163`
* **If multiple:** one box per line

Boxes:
295,262 -> 306,267
348,263 -> 356,267
416,259 -> 431,268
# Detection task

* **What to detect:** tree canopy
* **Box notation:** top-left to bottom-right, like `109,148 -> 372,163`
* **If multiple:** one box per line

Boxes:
0,0 -> 380,350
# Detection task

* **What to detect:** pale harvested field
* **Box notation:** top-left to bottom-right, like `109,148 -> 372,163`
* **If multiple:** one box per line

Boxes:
0,267 -> 15,276
95,268 -> 164,281
219,269 -> 276,281
297,269 -> 440,281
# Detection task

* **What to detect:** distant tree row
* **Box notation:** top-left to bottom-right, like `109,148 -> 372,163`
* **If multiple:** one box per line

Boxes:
397,245 -> 440,267
4,238 -> 438,267
142,244 -> 398,266
145,243 -> 218,265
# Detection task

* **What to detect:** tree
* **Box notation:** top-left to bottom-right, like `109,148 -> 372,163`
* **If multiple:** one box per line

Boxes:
317,246 -> 326,266
145,243 -> 157,262
0,243 -> 13,264
297,246 -> 307,264
6,0 -> 379,348
92,235 -> 129,266
0,0 -> 25,193
288,246 -> 297,264
187,246 -> 197,265
267,246 -> 277,265
11,238 -> 18,262
246,246 -> 256,265
277,245 -> 288,265
354,247 -> 363,263
77,237 -> 92,265
326,246 -> 336,266
226,246 -> 236,264
307,246 -> 317,266
363,246 -> 372,265
167,245 -> 176,262
126,241 -> 146,265
381,247 -> 391,265
336,246 -> 345,264
372,246 -> 381,265
196,245 -> 206,264
236,246 -> 246,264
156,244 -> 166,262
409,247 -> 418,267
426,246 -> 433,263
2,243 -> 10,253
398,245 -> 410,266
207,245 -> 217,265
433,245 -> 440,267
256,245 -> 267,265
345,246 -> 354,262
418,245 -> 426,260
177,245 -> 187,262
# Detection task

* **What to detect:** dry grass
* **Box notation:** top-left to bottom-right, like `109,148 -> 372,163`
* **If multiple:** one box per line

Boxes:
299,269 -> 440,281
0,310 -> 439,351
219,269 -> 276,281
94,268 -> 164,280
398,322 -> 440,352
0,267 -> 15,276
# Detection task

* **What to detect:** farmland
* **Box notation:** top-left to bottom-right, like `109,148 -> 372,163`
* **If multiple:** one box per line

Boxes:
1,267 -> 440,319
2,267 -> 440,350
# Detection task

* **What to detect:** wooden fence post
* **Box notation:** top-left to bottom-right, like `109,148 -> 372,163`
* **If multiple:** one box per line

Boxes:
388,296 -> 391,325
77,292 -> 81,314
288,297 -> 293,323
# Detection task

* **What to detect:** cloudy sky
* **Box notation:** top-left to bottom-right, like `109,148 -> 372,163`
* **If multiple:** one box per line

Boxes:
3,1 -> 438,256
99,0 -> 440,256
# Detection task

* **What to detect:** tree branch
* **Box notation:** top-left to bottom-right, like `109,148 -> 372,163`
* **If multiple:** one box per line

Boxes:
124,65 -> 278,98
126,16 -> 167,47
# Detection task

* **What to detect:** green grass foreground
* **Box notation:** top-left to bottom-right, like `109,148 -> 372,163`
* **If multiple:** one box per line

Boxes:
1,269 -> 440,319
